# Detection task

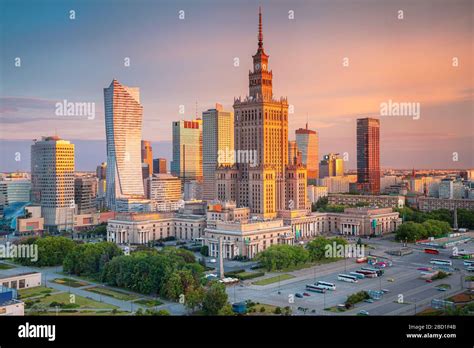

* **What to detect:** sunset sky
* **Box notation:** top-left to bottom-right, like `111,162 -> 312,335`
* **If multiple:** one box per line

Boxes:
0,0 -> 472,171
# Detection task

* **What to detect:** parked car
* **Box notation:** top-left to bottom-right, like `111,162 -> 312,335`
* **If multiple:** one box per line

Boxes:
387,278 -> 395,282
381,289 -> 390,293
209,258 -> 217,263
426,279 -> 433,283
295,293 -> 304,298
364,299 -> 374,303
303,292 -> 311,297
437,287 -> 448,291
358,310 -> 369,316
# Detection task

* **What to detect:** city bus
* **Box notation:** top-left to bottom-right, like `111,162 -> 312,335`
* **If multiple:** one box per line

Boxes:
355,270 -> 377,278
424,248 -> 440,255
464,260 -> 474,267
361,267 -> 384,276
338,274 -> 358,283
316,281 -> 336,291
430,259 -> 453,266
305,284 -> 327,293
350,271 -> 365,279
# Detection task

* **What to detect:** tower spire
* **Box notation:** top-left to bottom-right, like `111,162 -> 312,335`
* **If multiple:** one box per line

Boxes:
258,6 -> 263,49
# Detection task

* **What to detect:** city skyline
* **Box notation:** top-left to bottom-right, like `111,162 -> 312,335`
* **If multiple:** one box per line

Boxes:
1,0 -> 472,172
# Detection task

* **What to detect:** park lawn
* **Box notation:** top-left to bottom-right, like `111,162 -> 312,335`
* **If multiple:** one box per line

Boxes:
252,274 -> 294,286
0,262 -> 16,270
36,292 -> 118,310
133,298 -> 163,307
18,286 -> 53,299
275,258 -> 339,272
52,278 -> 89,288
86,286 -> 139,301
248,303 -> 279,315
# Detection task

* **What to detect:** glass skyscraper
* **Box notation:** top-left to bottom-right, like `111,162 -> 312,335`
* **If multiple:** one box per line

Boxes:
104,79 -> 145,210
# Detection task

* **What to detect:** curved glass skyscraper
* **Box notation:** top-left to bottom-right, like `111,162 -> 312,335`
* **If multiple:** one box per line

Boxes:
104,79 -> 145,210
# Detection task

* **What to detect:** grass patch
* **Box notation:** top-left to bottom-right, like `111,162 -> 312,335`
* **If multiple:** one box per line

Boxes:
52,278 -> 89,288
324,305 -> 346,312
275,258 -> 339,272
133,298 -> 163,307
86,286 -> 139,301
0,262 -> 16,270
247,303 -> 279,315
436,284 -> 451,289
18,286 -> 53,299
252,274 -> 294,286
35,292 -> 118,310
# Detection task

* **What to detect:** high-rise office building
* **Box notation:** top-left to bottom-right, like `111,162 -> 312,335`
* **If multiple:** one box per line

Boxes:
296,124 -> 319,181
153,158 -> 167,174
104,79 -> 145,210
31,136 -> 75,232
215,8 -> 307,217
74,177 -> 98,214
356,118 -> 380,194
141,140 -> 153,179
145,173 -> 182,211
171,119 -> 203,184
319,153 -> 344,178
0,180 -> 31,206
202,103 -> 234,201
96,162 -> 107,210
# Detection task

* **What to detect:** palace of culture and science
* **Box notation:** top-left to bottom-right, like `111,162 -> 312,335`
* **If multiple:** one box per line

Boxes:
215,8 -> 308,218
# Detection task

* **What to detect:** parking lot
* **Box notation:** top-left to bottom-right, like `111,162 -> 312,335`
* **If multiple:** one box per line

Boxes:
226,239 -> 471,315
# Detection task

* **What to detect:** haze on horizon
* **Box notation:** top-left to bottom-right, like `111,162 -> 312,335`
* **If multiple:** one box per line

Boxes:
0,0 -> 472,172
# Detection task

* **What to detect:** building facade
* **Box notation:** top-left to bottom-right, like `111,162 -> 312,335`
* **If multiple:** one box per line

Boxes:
319,153 -> 344,178
141,140 -> 153,179
356,118 -> 380,194
418,197 -> 474,212
153,158 -> 167,174
31,136 -> 75,232
171,119 -> 203,184
202,104 -> 234,201
74,177 -> 98,214
107,212 -> 206,244
104,79 -> 145,210
328,193 -> 405,208
145,173 -> 182,211
296,124 -> 319,181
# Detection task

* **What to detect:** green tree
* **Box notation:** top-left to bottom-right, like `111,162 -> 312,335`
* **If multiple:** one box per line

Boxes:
202,282 -> 229,315
200,245 -> 209,257
185,286 -> 205,313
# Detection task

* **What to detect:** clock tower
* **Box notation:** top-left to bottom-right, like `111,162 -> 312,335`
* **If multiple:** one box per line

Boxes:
249,7 -> 273,101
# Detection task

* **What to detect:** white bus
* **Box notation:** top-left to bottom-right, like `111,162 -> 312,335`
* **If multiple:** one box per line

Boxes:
338,274 -> 358,283
430,259 -> 453,266
350,271 -> 365,279
316,281 -> 336,291
305,284 -> 327,293
463,260 -> 474,267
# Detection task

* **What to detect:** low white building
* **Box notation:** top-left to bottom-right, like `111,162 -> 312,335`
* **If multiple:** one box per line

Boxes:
203,218 -> 294,259
107,212 -> 206,244
0,272 -> 42,290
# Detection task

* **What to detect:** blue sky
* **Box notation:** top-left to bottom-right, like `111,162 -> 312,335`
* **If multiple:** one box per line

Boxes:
0,0 -> 472,171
